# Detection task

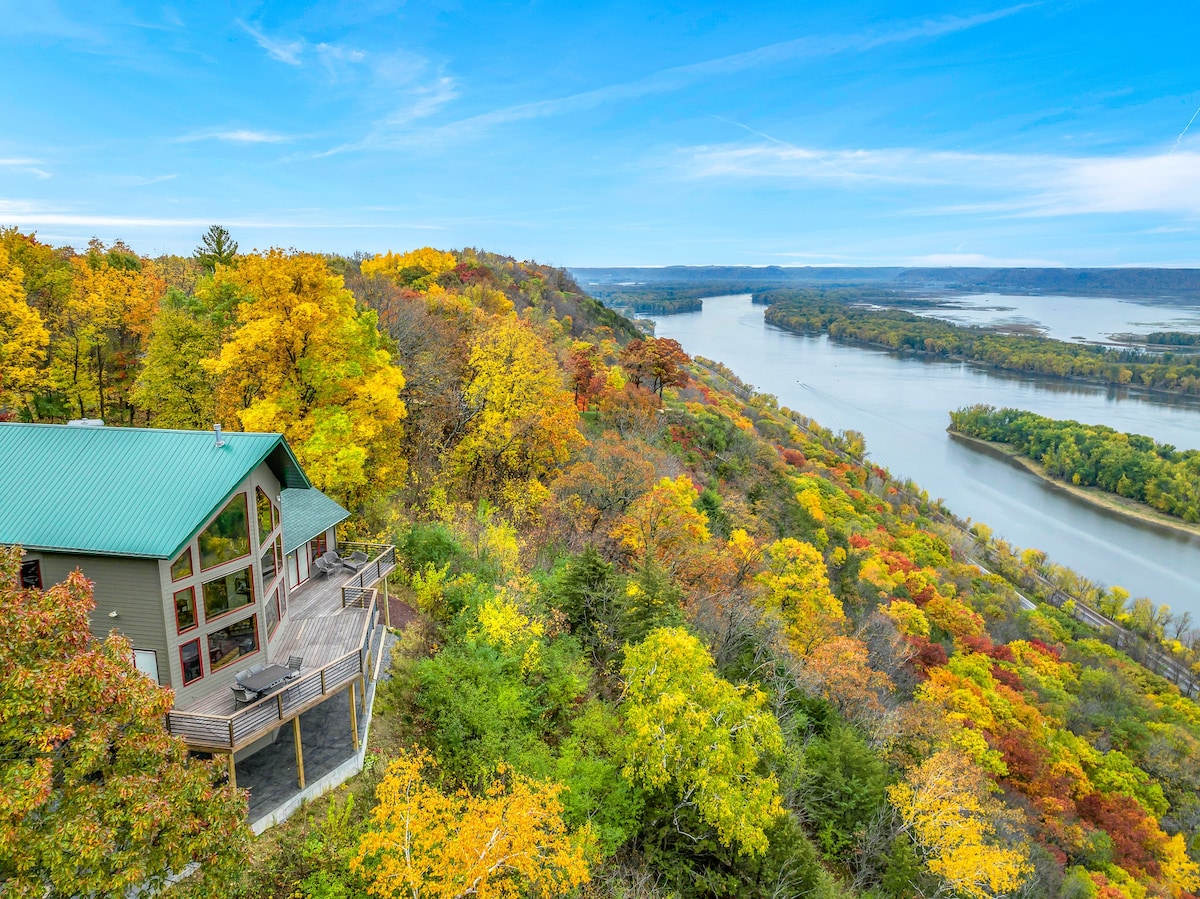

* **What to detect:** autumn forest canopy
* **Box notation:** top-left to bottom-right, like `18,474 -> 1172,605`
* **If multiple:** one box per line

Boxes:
6,226 -> 1200,899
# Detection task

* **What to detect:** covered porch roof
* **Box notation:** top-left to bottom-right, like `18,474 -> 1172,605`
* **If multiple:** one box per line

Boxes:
280,487 -> 351,555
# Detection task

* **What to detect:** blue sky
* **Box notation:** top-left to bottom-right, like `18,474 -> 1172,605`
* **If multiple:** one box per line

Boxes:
1,1 -> 1198,266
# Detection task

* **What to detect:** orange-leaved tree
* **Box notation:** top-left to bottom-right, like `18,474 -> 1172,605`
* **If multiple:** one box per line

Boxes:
618,337 -> 690,398
0,547 -> 248,898
353,748 -> 593,899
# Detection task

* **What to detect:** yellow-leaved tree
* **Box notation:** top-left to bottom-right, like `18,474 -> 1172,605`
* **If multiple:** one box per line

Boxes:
621,626 -> 784,856
447,315 -> 582,501
756,537 -> 845,656
50,244 -> 164,422
0,245 -> 49,415
888,748 -> 1033,899
207,250 -> 406,505
353,748 -> 593,899
610,474 -> 711,574
361,247 -> 458,293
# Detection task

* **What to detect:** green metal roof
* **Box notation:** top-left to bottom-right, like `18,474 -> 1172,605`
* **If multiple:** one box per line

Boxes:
0,423 -> 310,559
280,487 -> 351,555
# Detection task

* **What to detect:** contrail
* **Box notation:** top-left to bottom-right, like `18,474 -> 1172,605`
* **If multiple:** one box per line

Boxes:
1172,104 -> 1200,152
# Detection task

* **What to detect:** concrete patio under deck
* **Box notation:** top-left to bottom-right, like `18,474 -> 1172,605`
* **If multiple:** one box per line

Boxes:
239,622 -> 389,824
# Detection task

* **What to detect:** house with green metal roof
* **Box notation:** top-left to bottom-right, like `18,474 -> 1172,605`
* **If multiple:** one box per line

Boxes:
2,420 -> 399,827
1,422 -> 355,706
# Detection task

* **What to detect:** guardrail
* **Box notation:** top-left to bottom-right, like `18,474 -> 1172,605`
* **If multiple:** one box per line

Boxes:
338,542 -> 397,608
168,594 -> 378,751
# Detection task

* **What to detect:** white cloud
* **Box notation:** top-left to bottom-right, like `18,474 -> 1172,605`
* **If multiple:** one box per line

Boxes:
237,20 -> 368,81
680,141 -> 1200,217
0,204 -> 445,231
0,158 -> 51,179
109,174 -> 178,186
174,129 -> 296,144
329,5 -> 1032,153
238,20 -> 304,65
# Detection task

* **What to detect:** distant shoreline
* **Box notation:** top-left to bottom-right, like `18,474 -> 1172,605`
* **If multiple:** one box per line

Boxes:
947,431 -> 1200,539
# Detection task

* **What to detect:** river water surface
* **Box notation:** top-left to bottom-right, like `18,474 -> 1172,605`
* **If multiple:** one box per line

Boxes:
649,294 -> 1200,616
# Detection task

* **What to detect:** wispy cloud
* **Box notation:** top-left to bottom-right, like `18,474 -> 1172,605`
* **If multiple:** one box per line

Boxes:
0,203 -> 445,231
680,140 -> 1200,217
109,174 -> 178,187
174,129 -> 297,144
237,19 -> 368,81
238,20 -> 304,65
334,5 -> 1032,153
0,158 -> 52,179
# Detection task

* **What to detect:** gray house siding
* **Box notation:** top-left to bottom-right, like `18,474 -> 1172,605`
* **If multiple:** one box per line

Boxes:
25,551 -> 169,684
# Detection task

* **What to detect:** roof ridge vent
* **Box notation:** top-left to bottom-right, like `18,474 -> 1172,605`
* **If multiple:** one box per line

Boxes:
66,419 -> 105,427
214,423 -> 225,448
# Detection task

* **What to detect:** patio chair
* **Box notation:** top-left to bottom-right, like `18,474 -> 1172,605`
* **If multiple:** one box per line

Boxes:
286,655 -> 303,679
230,684 -> 259,706
234,667 -> 250,684
313,557 -> 337,578
342,550 -> 369,571
247,662 -> 266,675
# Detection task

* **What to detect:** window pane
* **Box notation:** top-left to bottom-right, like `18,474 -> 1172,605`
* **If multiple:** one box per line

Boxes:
202,565 -> 253,619
265,587 -> 280,636
256,487 -> 272,544
261,543 -> 277,585
310,533 -> 327,563
174,586 -> 197,632
207,615 -> 259,671
171,548 -> 192,581
20,559 -> 42,589
133,649 -> 159,683
180,639 -> 203,684
199,494 -> 250,570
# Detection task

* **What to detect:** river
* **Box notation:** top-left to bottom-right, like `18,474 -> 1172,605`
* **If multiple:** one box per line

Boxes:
648,294 -> 1200,616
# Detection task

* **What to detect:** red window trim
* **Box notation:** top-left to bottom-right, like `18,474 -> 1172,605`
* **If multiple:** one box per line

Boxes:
200,564 -> 257,625
171,548 -> 193,582
310,533 -> 328,564
207,614 -> 261,672
173,585 -> 198,635
179,638 -> 204,685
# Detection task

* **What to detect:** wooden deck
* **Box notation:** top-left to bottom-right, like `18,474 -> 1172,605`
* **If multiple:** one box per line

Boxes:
168,544 -> 396,749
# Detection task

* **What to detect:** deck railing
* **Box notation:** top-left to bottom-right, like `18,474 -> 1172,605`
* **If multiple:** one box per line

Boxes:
338,542 -> 397,608
168,595 -> 378,751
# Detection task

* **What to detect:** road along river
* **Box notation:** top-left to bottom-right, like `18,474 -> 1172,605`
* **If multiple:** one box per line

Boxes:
648,294 -> 1200,616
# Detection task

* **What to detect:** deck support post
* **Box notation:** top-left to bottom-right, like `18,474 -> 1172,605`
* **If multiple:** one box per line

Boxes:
348,682 -> 360,752
382,577 -> 390,628
293,717 -> 305,789
227,753 -> 237,790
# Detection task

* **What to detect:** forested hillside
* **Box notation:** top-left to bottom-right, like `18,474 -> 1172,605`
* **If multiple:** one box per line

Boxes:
4,228 -> 1200,899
